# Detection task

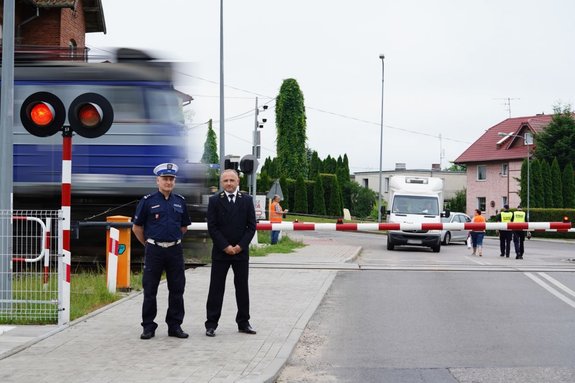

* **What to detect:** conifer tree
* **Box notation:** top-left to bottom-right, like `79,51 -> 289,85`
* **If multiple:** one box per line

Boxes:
550,158 -> 563,208
541,160 -> 552,208
562,162 -> 575,208
275,79 -> 308,179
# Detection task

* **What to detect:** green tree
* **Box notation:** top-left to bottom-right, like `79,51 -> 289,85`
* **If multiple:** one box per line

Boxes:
447,189 -> 466,213
312,174 -> 326,215
275,79 -> 308,179
294,175 -> 308,213
562,162 -> 575,208
534,104 -> 575,169
541,160 -> 552,208
550,158 -> 563,208
309,150 -> 321,180
200,119 -> 219,187
530,159 -> 543,208
347,182 -> 377,218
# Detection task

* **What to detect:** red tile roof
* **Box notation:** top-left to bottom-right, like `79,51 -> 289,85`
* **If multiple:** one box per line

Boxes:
454,114 -> 554,164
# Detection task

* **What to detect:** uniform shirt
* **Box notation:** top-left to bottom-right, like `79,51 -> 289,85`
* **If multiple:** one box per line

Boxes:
133,191 -> 191,242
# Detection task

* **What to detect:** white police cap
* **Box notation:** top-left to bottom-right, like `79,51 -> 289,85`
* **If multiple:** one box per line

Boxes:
154,163 -> 178,177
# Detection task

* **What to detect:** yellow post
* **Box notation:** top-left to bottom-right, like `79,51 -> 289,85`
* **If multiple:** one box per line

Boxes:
106,215 -> 132,291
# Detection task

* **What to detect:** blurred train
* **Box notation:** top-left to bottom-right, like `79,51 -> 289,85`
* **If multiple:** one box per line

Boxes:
8,48 -> 207,219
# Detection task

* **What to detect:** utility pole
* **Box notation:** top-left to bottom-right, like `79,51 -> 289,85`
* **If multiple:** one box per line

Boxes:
218,0 -> 225,173
251,97 -> 267,198
0,0 -> 16,306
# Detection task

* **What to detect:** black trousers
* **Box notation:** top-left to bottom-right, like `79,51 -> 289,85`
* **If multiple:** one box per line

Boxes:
141,244 -> 186,332
499,230 -> 513,256
513,231 -> 526,256
205,259 -> 250,329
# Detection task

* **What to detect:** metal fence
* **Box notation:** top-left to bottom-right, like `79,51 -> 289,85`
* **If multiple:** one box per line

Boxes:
0,210 -> 63,324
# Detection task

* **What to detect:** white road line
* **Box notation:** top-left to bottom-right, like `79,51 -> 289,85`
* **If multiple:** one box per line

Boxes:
524,272 -> 575,309
537,272 -> 575,299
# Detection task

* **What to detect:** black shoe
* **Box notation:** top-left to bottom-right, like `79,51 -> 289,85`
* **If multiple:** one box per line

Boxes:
140,330 -> 155,340
206,328 -> 216,337
506,255 -> 509,258
517,256 -> 523,260
168,328 -> 189,339
238,325 -> 257,334
500,254 -> 504,257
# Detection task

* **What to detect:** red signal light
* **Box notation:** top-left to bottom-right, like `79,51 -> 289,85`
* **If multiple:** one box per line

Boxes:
563,216 -> 570,223
77,103 -> 102,127
20,92 -> 66,137
30,102 -> 55,126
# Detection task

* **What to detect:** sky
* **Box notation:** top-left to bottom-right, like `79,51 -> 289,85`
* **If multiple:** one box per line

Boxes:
86,0 -> 575,174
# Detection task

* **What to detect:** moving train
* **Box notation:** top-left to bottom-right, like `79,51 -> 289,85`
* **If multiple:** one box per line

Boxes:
7,48 -> 207,217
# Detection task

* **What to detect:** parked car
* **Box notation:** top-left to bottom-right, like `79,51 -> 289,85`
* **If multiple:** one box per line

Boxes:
441,212 -> 471,245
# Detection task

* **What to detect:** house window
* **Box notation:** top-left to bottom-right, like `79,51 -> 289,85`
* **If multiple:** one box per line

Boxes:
477,197 -> 486,212
477,165 -> 487,180
384,177 -> 390,193
501,163 -> 508,176
362,178 -> 368,188
502,196 -> 508,208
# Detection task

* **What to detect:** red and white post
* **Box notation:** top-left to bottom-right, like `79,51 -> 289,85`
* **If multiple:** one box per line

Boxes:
59,128 -> 72,325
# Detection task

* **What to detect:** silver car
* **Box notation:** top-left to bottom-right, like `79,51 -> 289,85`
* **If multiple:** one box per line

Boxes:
441,212 -> 471,245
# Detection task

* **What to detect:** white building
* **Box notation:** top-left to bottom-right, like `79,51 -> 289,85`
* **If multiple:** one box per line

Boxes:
352,163 -> 466,209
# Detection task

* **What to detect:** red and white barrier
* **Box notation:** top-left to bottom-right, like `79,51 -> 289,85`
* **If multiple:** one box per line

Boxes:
187,222 -> 573,232
107,228 -> 120,293
60,133 -> 72,325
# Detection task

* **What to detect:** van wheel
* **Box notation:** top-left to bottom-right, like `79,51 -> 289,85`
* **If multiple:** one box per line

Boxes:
387,241 -> 394,250
431,244 -> 441,253
442,232 -> 451,245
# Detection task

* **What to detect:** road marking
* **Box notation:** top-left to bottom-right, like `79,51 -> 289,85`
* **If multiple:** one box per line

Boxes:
524,272 -> 575,309
538,272 -> 575,298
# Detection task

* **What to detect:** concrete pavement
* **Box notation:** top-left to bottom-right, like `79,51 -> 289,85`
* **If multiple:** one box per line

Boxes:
0,236 -> 361,383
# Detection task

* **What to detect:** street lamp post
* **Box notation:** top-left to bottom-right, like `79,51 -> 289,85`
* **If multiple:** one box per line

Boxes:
498,132 -> 532,221
377,54 -> 385,223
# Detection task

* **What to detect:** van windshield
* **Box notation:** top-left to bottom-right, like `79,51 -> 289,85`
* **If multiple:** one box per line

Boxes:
392,195 -> 439,215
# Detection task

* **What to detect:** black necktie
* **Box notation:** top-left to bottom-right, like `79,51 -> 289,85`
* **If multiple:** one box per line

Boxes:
228,194 -> 234,203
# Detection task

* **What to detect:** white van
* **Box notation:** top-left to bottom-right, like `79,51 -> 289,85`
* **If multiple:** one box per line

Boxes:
386,176 -> 449,252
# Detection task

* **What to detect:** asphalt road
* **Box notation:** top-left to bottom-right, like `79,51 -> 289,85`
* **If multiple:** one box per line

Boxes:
277,232 -> 575,383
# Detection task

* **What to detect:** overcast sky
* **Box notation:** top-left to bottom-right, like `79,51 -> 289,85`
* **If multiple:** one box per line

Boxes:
86,0 -> 575,174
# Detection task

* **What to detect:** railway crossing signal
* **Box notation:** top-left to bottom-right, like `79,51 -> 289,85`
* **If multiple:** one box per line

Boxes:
20,91 -> 114,138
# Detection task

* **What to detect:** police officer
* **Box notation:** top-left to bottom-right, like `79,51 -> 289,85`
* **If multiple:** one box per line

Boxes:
497,204 -> 513,258
132,163 -> 191,340
512,205 -> 527,259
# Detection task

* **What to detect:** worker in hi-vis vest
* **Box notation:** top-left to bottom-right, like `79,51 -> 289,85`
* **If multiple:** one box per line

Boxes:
512,205 -> 527,259
497,204 -> 513,258
270,195 -> 288,245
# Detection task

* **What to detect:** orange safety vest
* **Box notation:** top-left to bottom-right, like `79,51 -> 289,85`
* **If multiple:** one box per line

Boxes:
270,201 -> 283,223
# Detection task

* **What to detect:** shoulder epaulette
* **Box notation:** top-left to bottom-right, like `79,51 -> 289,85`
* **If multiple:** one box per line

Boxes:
143,193 -> 152,199
175,193 -> 186,200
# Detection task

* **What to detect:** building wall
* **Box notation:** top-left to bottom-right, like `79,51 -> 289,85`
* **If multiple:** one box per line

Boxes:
465,160 -> 522,218
353,169 -> 467,209
16,1 -> 86,47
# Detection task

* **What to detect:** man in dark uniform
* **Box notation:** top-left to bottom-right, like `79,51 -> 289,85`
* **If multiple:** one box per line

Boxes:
132,163 -> 191,340
205,169 -> 257,337
512,205 -> 527,259
497,204 -> 513,257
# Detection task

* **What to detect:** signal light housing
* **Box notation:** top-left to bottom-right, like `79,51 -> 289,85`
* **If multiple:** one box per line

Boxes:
68,93 -> 114,138
240,154 -> 258,175
563,216 -> 570,223
20,92 -> 66,137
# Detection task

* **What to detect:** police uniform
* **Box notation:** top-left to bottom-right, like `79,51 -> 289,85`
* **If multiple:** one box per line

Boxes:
512,207 -> 527,259
497,205 -> 513,257
133,163 -> 191,338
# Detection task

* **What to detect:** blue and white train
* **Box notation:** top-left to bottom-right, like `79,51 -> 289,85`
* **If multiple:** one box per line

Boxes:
8,49 -> 206,213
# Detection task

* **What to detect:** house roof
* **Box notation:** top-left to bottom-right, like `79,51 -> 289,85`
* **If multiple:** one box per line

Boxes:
454,114 -> 554,164
28,0 -> 106,33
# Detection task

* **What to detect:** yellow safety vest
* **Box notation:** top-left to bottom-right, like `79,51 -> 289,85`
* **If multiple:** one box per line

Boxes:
501,211 -> 513,223
513,210 -> 526,222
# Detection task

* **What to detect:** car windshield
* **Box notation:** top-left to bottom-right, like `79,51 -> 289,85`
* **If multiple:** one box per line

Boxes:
392,195 -> 439,215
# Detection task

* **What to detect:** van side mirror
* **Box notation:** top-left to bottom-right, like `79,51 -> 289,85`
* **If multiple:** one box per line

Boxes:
442,209 -> 450,218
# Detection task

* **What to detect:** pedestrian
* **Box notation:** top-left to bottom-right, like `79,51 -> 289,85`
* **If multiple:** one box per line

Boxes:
497,204 -> 513,257
512,205 -> 527,259
205,169 -> 257,337
270,194 -> 288,244
470,209 -> 486,256
132,163 -> 191,340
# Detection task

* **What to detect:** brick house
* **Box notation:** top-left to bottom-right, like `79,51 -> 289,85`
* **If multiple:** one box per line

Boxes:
454,114 -> 553,218
0,0 -> 106,61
